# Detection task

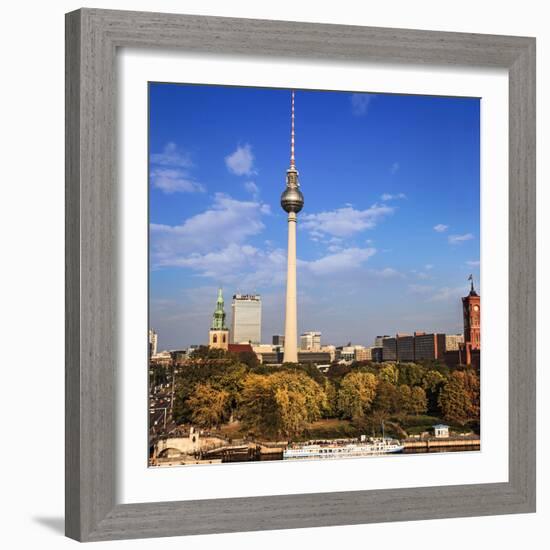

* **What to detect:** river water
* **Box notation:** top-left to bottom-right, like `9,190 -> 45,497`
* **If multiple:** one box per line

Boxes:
220,445 -> 480,463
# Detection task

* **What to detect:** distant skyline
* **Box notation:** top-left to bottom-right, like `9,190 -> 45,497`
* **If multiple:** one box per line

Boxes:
149,84 -> 480,350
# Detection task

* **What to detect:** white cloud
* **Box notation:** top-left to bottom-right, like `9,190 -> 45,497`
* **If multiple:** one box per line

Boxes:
305,247 -> 376,276
369,267 -> 403,279
390,162 -> 400,174
425,264 -> 434,270
381,193 -> 406,201
448,233 -> 474,245
150,142 -> 193,168
225,143 -> 256,176
433,224 -> 449,233
466,260 -> 480,267
150,193 -> 268,267
350,93 -> 374,116
430,286 -> 465,302
150,168 -> 205,194
244,181 -> 260,198
408,284 -> 435,294
302,204 -> 394,238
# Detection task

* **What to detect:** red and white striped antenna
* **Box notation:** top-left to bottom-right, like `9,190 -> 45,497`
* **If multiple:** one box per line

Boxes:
290,90 -> 296,169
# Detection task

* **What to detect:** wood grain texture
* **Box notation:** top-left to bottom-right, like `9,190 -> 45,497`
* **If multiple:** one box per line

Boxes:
65,8 -> 536,542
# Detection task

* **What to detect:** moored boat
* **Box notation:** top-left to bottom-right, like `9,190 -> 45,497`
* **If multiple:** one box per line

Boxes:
283,436 -> 404,460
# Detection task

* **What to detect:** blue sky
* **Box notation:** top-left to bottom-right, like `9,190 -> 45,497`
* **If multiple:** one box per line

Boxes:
149,83 -> 480,350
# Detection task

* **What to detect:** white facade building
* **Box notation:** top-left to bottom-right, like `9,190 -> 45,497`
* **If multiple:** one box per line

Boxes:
148,328 -> 158,357
231,294 -> 262,344
300,331 -> 321,351
445,333 -> 465,351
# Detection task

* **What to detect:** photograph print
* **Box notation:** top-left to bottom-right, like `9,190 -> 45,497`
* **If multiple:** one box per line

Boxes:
148,83 -> 481,467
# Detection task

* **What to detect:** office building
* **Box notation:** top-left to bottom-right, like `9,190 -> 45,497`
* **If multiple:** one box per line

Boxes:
355,347 -> 373,361
396,333 -> 414,361
374,335 -> 390,347
231,294 -> 262,344
382,337 -> 397,361
272,335 -> 285,347
321,345 -> 336,362
298,351 -> 332,364
371,347 -> 384,362
300,331 -> 321,351
414,332 -> 446,361
148,328 -> 158,357
446,333 -> 465,351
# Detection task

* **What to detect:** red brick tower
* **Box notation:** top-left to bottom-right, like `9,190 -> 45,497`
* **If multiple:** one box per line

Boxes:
462,275 -> 480,365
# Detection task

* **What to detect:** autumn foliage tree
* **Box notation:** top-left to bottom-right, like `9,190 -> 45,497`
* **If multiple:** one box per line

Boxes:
187,383 -> 230,429
337,372 -> 378,419
438,369 -> 480,425
238,371 -> 326,439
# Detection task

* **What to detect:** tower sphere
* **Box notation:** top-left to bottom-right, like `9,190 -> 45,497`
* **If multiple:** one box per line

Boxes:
281,167 -> 304,213
281,183 -> 304,213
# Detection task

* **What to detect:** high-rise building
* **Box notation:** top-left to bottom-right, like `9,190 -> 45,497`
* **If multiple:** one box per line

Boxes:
374,335 -> 390,347
272,335 -> 285,347
148,328 -> 158,357
231,294 -> 261,344
414,332 -> 446,361
396,333 -> 415,361
371,347 -> 384,362
209,288 -> 229,350
382,337 -> 397,361
300,331 -> 321,351
281,90 -> 304,363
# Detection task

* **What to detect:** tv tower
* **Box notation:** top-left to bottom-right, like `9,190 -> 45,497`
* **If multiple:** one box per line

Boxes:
280,90 -> 304,363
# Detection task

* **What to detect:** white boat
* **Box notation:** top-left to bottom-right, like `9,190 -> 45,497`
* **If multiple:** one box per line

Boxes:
283,437 -> 404,460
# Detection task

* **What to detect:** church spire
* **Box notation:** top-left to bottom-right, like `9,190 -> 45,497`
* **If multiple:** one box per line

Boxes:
211,288 -> 227,330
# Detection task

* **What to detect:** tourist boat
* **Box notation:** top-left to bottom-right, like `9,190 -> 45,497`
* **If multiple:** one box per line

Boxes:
283,436 -> 404,460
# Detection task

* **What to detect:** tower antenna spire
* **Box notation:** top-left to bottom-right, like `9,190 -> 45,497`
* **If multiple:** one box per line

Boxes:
290,90 -> 295,169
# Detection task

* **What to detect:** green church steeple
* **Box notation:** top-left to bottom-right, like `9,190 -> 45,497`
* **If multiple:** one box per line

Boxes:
211,288 -> 227,330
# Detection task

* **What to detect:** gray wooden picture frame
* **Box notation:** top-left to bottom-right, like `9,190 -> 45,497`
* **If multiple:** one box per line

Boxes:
65,8 -> 536,542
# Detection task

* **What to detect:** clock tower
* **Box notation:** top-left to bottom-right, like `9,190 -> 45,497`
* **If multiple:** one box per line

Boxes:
461,275 -> 480,365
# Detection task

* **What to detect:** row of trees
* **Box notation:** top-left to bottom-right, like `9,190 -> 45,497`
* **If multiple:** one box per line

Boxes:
169,347 -> 480,440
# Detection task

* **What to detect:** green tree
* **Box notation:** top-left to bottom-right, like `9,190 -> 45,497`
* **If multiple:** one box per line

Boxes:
187,383 -> 230,428
337,372 -> 378,419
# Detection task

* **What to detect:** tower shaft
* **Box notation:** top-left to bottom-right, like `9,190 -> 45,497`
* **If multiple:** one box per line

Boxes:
283,212 -> 298,362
